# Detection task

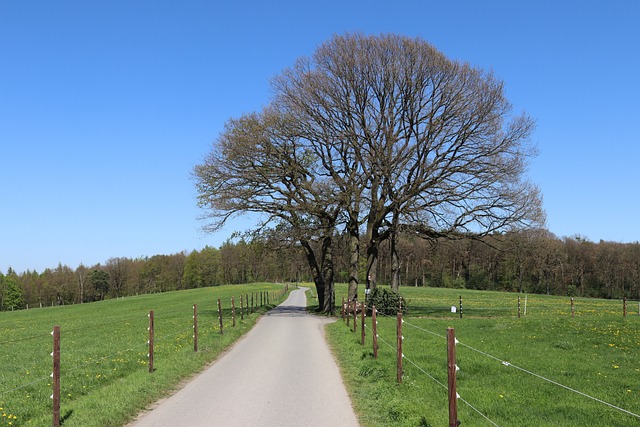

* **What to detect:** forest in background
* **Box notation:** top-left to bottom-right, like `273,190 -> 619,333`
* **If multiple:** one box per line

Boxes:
1,229 -> 639,311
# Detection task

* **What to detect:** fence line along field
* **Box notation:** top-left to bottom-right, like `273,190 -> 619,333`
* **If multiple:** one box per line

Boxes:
0,283 -> 290,427
328,285 -> 640,427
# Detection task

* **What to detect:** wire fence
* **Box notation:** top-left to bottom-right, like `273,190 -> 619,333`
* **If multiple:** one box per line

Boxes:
341,295 -> 640,426
0,285 -> 290,426
403,293 -> 639,319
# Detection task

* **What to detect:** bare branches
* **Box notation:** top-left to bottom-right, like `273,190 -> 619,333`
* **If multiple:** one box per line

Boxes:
194,33 -> 544,297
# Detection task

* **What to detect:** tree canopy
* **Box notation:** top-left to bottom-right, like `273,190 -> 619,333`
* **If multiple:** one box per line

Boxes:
194,33 -> 544,311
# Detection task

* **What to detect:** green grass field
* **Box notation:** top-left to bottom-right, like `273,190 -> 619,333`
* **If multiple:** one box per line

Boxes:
328,285 -> 640,426
0,283 -> 289,427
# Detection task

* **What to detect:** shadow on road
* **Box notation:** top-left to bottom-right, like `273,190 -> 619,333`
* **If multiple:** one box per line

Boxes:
265,305 -> 308,317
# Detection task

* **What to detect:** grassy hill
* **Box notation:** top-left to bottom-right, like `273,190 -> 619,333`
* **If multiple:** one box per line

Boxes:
0,284 -> 289,427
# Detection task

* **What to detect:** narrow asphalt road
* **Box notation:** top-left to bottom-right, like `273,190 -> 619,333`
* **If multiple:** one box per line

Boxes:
128,288 -> 360,427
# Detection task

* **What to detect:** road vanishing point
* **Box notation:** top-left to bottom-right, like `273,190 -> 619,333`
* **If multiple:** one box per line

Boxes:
128,287 -> 360,427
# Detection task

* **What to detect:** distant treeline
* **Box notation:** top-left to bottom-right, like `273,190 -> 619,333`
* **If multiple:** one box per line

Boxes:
1,230 -> 639,310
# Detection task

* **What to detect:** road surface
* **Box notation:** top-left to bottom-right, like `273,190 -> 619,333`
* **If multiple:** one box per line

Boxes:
128,287 -> 360,426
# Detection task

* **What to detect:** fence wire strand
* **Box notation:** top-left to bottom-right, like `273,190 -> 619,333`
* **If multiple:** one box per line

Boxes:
456,339 -> 640,420
373,307 -> 640,421
365,314 -> 500,426
0,374 -> 51,397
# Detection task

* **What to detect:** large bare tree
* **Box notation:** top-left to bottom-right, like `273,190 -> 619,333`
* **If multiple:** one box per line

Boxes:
273,33 -> 544,296
195,33 -> 544,304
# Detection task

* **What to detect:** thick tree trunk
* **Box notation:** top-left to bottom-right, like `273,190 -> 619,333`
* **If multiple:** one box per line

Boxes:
348,214 -> 360,302
321,235 -> 335,314
365,226 -> 379,292
391,230 -> 400,292
366,245 -> 378,291
300,240 -> 325,310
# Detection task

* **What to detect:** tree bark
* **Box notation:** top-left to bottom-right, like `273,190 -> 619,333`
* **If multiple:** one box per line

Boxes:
391,231 -> 400,292
321,235 -> 335,314
300,240 -> 325,310
348,215 -> 359,302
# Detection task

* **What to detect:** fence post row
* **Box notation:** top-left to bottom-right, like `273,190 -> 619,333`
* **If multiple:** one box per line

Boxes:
51,290 -> 285,425
45,287 -> 295,426
447,327 -> 459,427
148,310 -> 154,373
52,325 -> 61,427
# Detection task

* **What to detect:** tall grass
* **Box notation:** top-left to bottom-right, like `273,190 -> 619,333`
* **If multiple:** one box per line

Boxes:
328,285 -> 640,426
0,284 -> 289,427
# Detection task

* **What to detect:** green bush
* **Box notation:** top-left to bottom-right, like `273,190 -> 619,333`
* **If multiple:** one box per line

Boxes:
366,288 -> 406,315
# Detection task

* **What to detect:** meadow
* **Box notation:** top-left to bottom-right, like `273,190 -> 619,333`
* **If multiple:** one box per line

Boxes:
0,283 -> 289,427
327,285 -> 640,427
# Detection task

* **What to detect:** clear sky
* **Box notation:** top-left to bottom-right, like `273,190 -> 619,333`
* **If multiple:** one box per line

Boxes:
1,1 -> 638,274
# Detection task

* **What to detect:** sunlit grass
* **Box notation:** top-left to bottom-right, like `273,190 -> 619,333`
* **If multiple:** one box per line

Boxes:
0,284 -> 289,427
328,284 -> 640,426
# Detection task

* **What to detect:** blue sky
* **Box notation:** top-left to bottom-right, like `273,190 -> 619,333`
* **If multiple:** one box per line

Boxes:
1,1 -> 638,273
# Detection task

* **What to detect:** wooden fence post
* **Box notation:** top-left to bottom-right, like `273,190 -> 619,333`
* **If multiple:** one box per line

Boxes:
232,297 -> 236,327
459,295 -> 463,319
251,293 -> 254,312
193,304 -> 198,352
518,296 -> 521,318
353,300 -> 357,333
245,294 -> 249,316
571,297 -> 574,318
447,327 -> 459,427
217,298 -> 223,335
52,325 -> 61,427
372,305 -> 378,359
148,310 -> 154,373
361,303 -> 366,345
623,297 -> 627,317
397,309 -> 403,383
346,300 -> 350,327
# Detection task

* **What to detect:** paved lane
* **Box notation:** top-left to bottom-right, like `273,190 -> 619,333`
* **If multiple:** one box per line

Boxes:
128,288 -> 360,426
